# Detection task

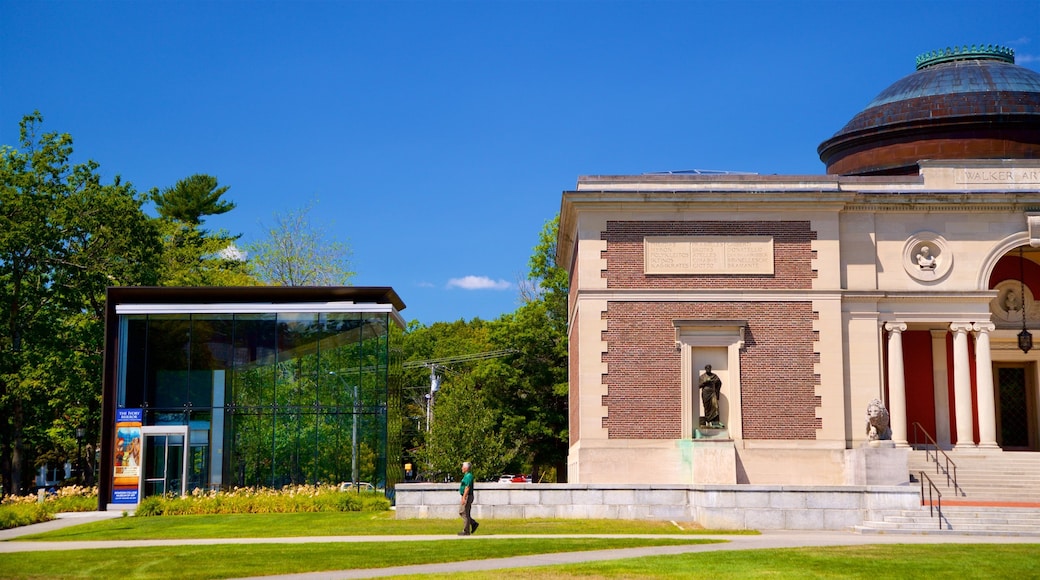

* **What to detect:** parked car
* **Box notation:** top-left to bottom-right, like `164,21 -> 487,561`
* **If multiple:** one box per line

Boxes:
497,474 -> 531,483
339,481 -> 375,492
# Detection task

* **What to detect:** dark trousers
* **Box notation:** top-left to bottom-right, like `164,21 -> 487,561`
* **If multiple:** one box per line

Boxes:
460,492 -> 476,533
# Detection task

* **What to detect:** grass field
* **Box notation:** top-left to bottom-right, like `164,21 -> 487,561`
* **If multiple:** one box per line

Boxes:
0,537 -> 712,579
404,544 -> 1040,580
2,512 -> 1038,579
14,511 -> 732,540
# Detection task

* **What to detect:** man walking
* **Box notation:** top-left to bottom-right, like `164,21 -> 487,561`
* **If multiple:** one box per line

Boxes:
458,461 -> 479,535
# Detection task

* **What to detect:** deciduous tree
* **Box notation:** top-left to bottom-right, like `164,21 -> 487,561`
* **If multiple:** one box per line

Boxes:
246,202 -> 355,286
0,112 -> 162,494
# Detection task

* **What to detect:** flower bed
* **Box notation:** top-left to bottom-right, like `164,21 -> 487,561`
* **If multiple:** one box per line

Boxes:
135,484 -> 390,516
0,485 -> 97,530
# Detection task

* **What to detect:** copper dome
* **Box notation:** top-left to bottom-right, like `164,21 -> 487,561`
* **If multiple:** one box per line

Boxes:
818,45 -> 1040,176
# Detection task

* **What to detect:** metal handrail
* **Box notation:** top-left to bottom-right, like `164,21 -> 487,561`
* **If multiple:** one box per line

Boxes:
911,422 -> 960,495
918,470 -> 945,530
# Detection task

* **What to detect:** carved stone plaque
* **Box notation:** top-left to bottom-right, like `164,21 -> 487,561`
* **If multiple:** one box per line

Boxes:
644,236 -> 774,274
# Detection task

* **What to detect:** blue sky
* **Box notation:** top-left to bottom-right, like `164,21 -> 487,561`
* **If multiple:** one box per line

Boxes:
2,0 -> 1038,325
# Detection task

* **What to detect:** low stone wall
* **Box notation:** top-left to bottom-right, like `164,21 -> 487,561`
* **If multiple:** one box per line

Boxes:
395,483 -> 920,531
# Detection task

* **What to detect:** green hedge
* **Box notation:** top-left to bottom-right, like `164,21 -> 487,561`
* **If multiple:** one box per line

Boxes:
135,484 -> 390,516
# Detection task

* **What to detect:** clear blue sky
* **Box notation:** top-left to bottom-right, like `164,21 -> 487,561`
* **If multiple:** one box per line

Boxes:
3,1 -> 1037,325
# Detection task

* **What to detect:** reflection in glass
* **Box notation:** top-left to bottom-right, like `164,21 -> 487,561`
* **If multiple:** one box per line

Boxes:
117,310 -> 399,497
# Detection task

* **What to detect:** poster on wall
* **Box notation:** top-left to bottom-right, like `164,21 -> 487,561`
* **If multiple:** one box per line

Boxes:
111,408 -> 142,504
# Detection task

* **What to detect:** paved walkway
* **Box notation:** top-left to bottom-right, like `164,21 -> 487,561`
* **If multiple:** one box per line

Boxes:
3,513 -> 1039,579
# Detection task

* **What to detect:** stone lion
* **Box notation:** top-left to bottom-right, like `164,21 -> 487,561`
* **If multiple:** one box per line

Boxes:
865,398 -> 892,441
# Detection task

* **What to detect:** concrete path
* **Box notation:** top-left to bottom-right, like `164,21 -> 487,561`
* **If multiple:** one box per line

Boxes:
3,514 -> 1038,579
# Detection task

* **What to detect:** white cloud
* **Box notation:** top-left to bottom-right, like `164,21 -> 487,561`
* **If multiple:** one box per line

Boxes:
417,281 -> 436,288
446,275 -> 512,291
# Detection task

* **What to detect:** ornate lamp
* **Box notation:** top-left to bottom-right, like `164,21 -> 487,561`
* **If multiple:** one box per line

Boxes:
1019,246 -> 1033,354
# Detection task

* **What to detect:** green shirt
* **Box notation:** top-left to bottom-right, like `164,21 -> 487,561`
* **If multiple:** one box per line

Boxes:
459,471 -> 474,495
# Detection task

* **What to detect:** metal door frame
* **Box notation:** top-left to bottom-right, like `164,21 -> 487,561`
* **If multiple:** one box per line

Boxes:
140,426 -> 189,498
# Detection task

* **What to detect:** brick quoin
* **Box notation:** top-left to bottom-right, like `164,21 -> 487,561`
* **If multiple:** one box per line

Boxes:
601,301 -> 821,440
602,221 -> 817,290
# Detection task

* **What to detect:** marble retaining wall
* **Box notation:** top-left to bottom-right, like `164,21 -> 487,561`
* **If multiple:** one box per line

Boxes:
394,483 -> 920,531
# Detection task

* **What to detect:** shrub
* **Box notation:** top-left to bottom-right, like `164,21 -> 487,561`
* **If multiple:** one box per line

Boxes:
0,503 -> 49,530
0,484 -> 98,524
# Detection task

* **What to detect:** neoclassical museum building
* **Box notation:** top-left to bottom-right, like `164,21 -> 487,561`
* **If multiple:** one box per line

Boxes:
559,45 -> 1040,485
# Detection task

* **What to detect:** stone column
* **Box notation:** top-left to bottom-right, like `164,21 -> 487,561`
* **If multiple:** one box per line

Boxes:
972,322 -> 999,450
885,322 -> 908,447
930,329 -> 952,448
950,322 -> 975,449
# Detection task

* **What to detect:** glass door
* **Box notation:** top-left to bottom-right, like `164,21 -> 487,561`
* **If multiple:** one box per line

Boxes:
142,427 -> 188,498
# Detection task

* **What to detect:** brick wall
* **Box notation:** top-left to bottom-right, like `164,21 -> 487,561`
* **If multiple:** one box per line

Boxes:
601,301 -> 821,440
603,221 -> 816,290
595,220 -> 820,440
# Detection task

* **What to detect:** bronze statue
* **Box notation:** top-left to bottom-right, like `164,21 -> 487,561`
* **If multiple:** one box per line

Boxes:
699,364 -> 722,427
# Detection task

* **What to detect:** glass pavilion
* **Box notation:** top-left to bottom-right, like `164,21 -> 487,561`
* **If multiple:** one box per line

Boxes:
99,286 -> 405,509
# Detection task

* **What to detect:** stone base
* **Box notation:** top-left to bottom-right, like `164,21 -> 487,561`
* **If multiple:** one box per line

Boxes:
694,428 -> 730,440
683,436 -> 736,484
866,440 -> 896,449
845,445 -> 909,485
395,482 -> 922,531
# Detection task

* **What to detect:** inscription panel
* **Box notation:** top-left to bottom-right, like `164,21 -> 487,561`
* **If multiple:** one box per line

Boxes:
958,168 -> 1040,185
644,236 -> 774,274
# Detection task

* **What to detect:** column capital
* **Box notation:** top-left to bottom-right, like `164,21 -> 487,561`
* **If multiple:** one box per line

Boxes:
949,322 -> 974,333
884,322 -> 907,333
972,321 -> 996,333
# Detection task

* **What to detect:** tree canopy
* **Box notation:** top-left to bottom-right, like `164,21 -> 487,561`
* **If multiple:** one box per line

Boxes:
151,173 -> 235,226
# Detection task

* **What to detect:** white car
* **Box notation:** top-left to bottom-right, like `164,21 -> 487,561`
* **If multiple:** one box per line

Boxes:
339,481 -> 375,492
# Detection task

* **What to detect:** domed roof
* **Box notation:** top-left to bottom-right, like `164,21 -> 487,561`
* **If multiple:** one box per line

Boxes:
818,45 -> 1040,176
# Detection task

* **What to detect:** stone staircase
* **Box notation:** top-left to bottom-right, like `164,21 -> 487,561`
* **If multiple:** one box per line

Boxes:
856,450 -> 1040,535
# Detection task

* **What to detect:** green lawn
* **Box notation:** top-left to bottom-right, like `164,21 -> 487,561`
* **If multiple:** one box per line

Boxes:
413,544 -> 1040,579
16,511 -> 737,540
4,513 -> 1038,579
0,538 -> 713,579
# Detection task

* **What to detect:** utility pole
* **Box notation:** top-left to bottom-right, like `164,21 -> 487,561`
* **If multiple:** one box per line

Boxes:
404,349 -> 516,432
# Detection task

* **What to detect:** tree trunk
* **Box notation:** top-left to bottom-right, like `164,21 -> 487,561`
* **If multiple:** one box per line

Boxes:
11,399 -> 25,494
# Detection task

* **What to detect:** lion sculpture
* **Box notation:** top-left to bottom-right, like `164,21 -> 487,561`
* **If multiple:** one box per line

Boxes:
865,398 -> 892,441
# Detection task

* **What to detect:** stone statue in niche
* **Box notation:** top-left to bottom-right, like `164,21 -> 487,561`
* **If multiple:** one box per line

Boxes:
866,398 -> 892,441
1005,288 -> 1023,313
915,245 -> 937,270
698,365 -> 723,428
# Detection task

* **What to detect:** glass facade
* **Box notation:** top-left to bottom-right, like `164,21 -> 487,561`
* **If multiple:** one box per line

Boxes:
114,310 -> 402,498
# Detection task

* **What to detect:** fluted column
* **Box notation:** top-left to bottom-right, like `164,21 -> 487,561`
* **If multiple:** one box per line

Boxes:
950,322 -> 975,449
973,322 -> 999,450
885,322 -> 908,447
